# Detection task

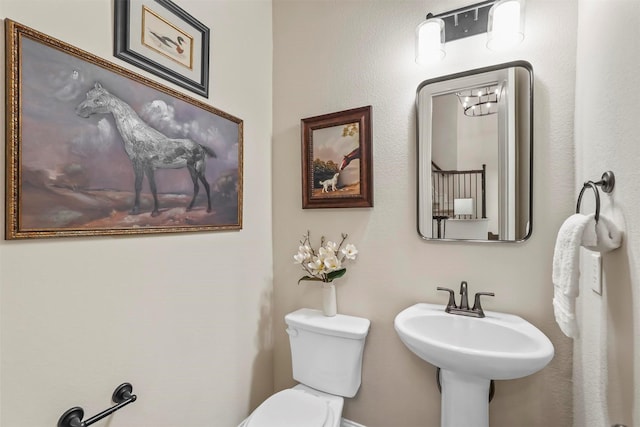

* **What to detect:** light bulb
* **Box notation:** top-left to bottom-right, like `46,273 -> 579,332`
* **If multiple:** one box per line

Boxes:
416,18 -> 445,64
487,0 -> 524,51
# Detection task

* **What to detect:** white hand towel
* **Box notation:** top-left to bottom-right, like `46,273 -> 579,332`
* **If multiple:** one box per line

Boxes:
552,213 -> 595,338
582,213 -> 623,253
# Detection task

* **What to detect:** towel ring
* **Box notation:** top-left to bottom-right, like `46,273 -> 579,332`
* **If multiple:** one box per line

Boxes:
576,171 -> 615,222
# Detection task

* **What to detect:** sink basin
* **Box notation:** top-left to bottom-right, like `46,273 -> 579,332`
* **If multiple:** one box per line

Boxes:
395,303 -> 555,426
394,303 -> 554,380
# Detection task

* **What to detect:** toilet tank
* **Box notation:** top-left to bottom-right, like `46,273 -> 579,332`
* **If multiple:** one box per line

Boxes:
285,308 -> 370,398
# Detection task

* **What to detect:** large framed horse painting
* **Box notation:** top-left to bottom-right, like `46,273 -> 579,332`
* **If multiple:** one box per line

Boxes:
5,20 -> 242,239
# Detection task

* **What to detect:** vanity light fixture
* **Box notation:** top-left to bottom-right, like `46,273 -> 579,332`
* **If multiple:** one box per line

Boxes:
487,0 -> 525,51
415,0 -> 525,64
415,18 -> 445,64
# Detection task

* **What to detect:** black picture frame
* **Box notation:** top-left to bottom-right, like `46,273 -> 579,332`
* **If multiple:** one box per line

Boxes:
114,0 -> 210,97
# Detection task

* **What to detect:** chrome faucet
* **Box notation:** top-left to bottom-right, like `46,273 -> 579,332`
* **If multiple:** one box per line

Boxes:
437,281 -> 494,318
459,281 -> 469,310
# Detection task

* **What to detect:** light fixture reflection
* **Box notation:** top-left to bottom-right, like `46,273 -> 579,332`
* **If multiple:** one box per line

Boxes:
487,0 -> 525,51
415,18 -> 445,64
456,84 -> 502,116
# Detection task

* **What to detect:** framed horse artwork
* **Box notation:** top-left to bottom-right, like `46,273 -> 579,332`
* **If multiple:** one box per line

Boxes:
301,106 -> 374,209
5,20 -> 242,239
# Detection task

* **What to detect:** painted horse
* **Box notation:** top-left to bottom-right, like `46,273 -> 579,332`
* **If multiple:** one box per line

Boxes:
76,83 -> 216,216
340,147 -> 360,171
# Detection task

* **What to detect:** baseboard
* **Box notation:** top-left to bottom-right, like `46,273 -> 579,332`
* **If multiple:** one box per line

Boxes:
341,418 -> 367,427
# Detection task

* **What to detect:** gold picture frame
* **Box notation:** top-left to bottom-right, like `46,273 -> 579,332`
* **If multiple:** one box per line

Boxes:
5,20 -> 242,239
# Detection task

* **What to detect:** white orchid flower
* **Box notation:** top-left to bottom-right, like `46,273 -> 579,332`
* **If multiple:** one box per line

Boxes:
293,252 -> 307,264
295,245 -> 312,262
341,243 -> 358,260
295,232 -> 357,283
323,255 -> 342,272
307,257 -> 326,276
325,241 -> 339,253
318,246 -> 332,261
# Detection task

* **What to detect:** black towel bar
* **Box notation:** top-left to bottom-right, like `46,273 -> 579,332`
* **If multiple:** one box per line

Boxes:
576,171 -> 615,222
58,383 -> 137,427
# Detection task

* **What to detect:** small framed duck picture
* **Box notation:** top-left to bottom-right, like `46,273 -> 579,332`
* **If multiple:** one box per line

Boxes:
301,106 -> 374,209
114,0 -> 210,97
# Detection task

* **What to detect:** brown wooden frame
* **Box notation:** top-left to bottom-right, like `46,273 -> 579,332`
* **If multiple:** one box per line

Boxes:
301,106 -> 373,209
5,20 -> 242,239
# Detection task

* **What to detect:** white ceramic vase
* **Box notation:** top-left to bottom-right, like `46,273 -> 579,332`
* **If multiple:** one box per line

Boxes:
321,282 -> 337,316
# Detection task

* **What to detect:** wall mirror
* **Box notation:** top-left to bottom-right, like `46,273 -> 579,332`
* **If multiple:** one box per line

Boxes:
417,61 -> 533,242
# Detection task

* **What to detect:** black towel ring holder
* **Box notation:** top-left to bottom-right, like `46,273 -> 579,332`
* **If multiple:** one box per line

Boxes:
576,171 -> 615,222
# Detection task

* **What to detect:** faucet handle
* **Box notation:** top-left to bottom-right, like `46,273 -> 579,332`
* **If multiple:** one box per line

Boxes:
437,287 -> 457,311
472,292 -> 495,317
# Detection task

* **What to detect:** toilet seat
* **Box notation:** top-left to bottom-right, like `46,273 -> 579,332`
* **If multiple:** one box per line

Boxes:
244,388 -> 334,427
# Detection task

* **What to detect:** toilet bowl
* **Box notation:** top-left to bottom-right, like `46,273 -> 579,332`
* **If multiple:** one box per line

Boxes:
239,308 -> 370,427
238,384 -> 343,427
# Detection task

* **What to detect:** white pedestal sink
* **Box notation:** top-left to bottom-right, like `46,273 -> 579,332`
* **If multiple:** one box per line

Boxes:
394,303 -> 554,427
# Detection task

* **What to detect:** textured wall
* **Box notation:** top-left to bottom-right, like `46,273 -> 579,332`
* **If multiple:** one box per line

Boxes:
273,1 -> 576,426
573,1 -> 640,426
0,1 -> 273,426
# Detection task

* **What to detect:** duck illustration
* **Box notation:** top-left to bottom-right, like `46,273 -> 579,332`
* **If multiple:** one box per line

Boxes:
149,31 -> 185,55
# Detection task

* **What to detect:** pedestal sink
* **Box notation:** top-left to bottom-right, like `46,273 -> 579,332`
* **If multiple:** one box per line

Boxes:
394,303 -> 554,427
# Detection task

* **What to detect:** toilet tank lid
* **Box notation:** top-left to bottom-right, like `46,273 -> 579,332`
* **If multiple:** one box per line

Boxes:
285,308 -> 371,339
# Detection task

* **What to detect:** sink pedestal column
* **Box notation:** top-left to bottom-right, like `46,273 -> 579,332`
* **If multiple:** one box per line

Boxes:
440,369 -> 490,427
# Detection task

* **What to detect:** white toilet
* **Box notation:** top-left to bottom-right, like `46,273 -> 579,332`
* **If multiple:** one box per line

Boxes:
239,308 -> 371,427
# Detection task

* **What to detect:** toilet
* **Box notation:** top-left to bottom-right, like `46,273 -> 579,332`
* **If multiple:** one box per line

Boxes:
239,308 -> 370,427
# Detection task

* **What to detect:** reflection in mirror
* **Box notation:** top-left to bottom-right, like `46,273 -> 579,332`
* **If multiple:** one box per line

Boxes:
417,61 -> 532,242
